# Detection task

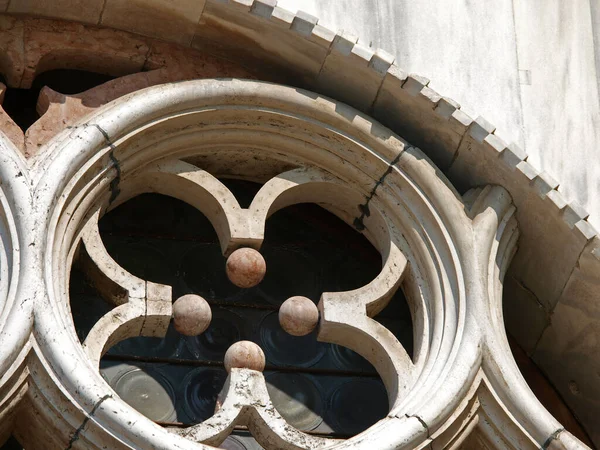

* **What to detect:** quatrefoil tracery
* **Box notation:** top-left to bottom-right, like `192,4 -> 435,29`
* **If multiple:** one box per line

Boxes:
74,158 -> 414,447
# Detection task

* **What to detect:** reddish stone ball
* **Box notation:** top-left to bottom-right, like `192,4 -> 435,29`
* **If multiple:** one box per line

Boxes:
279,296 -> 319,336
224,341 -> 266,373
225,248 -> 266,288
172,294 -> 212,336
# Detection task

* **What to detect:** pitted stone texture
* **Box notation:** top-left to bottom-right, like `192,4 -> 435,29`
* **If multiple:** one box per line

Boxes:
226,248 -> 266,288
172,294 -> 212,337
547,431 -> 592,450
279,296 -> 319,336
20,18 -> 150,88
177,368 -> 340,448
224,341 -> 266,372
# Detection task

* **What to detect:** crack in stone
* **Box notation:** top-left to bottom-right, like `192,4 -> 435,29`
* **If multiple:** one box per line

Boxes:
542,428 -> 564,449
65,394 -> 111,450
353,152 -> 403,231
405,413 -> 430,437
139,289 -> 148,337
91,124 -> 121,204
98,0 -> 108,25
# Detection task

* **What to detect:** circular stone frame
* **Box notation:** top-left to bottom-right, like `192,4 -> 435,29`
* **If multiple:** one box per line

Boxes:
23,79 -> 576,449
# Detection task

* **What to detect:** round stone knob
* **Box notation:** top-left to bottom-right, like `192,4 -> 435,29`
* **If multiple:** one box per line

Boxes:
224,341 -> 266,373
279,296 -> 319,336
225,248 -> 266,288
172,294 -> 212,336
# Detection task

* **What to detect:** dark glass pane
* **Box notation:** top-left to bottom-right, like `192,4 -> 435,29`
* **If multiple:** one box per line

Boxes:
0,436 -> 22,450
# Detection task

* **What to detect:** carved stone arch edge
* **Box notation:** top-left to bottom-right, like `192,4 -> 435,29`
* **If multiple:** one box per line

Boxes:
0,79 -> 575,449
27,79 -> 455,450
0,136 -> 34,444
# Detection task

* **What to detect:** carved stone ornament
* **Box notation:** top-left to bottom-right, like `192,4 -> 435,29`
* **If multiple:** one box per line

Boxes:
0,79 -> 589,449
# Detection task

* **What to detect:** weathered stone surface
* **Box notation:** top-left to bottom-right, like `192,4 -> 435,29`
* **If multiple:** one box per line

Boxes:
20,18 -> 149,88
373,70 -> 462,170
7,0 -> 104,24
447,117 -> 591,317
144,40 -> 254,80
26,73 -> 161,156
4,18 -> 253,155
5,78 -> 570,449
315,33 -> 393,111
0,3 -> 595,446
509,337 -> 593,446
0,16 -> 24,87
101,0 -> 206,45
193,0 -> 331,84
532,237 -> 600,445
0,13 -> 594,418
503,275 -> 549,355
513,0 -> 600,232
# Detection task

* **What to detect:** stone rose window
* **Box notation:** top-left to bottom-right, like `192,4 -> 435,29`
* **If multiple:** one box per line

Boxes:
34,79 -> 462,449
0,68 -> 591,450
0,7 -> 596,450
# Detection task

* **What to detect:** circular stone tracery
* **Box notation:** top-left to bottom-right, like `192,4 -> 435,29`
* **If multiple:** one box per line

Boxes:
36,78 -> 512,450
